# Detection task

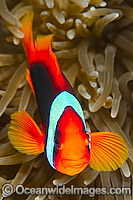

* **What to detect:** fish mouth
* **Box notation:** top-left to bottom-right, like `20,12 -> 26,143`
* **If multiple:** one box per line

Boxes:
65,157 -> 88,168
69,162 -> 88,168
56,157 -> 89,176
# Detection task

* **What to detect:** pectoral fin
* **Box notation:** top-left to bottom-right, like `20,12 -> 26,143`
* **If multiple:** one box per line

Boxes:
8,110 -> 45,155
89,131 -> 128,171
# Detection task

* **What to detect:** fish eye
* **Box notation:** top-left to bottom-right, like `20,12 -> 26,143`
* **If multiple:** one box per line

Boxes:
87,133 -> 91,149
54,138 -> 61,149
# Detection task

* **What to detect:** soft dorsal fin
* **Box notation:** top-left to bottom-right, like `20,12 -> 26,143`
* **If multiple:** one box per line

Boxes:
35,34 -> 56,64
89,131 -> 128,171
35,34 -> 54,52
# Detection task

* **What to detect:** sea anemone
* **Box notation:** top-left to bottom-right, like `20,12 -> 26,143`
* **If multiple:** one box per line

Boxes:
0,0 -> 132,199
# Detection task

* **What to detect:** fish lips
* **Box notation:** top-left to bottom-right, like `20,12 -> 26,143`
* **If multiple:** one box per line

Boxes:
67,158 -> 89,169
62,157 -> 89,175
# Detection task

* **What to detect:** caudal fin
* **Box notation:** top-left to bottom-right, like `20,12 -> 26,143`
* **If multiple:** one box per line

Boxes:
20,10 -> 36,65
21,10 -> 63,90
21,10 -> 54,65
8,110 -> 45,155
89,131 -> 128,171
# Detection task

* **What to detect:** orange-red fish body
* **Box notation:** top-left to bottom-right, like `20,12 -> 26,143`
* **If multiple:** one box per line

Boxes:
29,59 -> 90,175
21,11 -> 90,175
8,11 -> 128,177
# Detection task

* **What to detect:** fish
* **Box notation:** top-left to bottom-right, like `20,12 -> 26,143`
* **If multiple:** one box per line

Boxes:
8,10 -> 128,176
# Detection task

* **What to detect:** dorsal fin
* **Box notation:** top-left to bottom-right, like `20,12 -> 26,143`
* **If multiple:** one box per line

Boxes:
35,34 -> 54,62
35,34 -> 54,52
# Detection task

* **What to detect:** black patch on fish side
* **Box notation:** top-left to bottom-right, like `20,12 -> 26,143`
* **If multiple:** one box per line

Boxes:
30,62 -> 78,143
30,62 -> 58,126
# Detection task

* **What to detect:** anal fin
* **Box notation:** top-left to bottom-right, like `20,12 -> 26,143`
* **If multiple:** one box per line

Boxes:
26,69 -> 35,97
8,110 -> 45,155
89,131 -> 129,171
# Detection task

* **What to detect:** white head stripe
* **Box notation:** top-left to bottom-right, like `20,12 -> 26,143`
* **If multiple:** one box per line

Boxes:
46,91 -> 87,169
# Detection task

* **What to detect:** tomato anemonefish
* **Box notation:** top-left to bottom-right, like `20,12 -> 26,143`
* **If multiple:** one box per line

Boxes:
8,11 -> 128,176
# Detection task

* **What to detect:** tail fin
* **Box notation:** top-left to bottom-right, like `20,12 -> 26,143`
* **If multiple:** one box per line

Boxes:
20,10 -> 54,66
89,131 -> 128,171
20,10 -> 36,65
